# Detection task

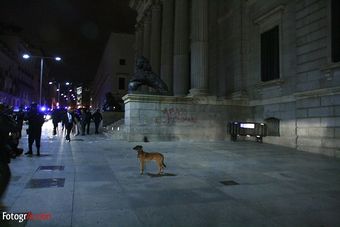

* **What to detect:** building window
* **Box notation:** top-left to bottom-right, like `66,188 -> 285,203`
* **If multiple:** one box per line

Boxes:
331,0 -> 340,62
261,26 -> 280,82
119,59 -> 126,65
118,77 -> 125,90
265,117 -> 280,136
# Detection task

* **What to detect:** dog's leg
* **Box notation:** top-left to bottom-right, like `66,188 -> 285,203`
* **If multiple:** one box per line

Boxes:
140,160 -> 144,175
160,157 -> 166,174
157,161 -> 163,174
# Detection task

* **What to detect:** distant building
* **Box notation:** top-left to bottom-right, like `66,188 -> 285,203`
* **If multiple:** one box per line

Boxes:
92,32 -> 135,110
0,34 -> 40,107
76,85 -> 91,108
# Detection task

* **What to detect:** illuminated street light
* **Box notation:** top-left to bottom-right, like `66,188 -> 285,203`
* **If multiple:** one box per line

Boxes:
49,81 -> 62,108
22,53 -> 62,106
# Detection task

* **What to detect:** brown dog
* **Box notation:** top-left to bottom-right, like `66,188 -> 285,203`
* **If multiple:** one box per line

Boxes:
133,145 -> 166,175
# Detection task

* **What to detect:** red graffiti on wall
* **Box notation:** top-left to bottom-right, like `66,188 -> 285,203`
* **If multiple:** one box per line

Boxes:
155,108 -> 197,124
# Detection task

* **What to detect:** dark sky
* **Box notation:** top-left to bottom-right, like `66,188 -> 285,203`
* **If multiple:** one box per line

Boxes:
0,0 -> 136,85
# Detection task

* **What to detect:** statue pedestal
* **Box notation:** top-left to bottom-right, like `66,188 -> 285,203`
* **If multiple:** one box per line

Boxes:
122,94 -> 251,142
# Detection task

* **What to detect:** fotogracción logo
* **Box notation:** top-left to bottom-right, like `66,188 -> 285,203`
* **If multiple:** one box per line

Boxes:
2,211 -> 52,223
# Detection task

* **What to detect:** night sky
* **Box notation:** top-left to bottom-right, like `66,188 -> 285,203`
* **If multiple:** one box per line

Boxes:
0,0 -> 136,85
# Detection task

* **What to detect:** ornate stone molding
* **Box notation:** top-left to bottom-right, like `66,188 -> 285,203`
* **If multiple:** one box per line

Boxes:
253,5 -> 285,25
255,79 -> 285,89
294,86 -> 340,99
122,94 -> 249,106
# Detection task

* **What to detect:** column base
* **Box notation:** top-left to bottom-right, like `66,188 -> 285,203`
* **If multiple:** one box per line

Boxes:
188,88 -> 208,96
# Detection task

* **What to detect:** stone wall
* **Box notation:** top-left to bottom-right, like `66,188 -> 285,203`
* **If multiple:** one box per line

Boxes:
212,0 -> 340,157
296,92 -> 340,157
123,94 -> 251,142
253,101 -> 297,148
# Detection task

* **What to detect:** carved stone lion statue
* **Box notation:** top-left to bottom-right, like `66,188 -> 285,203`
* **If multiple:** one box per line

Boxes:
128,56 -> 168,94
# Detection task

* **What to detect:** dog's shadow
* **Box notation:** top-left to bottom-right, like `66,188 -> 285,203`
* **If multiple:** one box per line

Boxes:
146,172 -> 177,177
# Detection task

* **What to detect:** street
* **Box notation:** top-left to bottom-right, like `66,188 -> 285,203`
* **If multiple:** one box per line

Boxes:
1,120 -> 340,227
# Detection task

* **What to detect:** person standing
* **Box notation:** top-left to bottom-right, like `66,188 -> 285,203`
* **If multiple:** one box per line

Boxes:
92,109 -> 103,134
0,103 -> 17,199
73,109 -> 81,136
80,109 -> 86,136
24,103 -> 45,156
65,109 -> 75,142
61,109 -> 67,134
51,108 -> 59,135
85,109 -> 92,134
15,105 -> 25,138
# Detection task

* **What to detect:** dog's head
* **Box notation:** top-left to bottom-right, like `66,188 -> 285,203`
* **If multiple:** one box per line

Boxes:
133,145 -> 144,157
133,145 -> 143,151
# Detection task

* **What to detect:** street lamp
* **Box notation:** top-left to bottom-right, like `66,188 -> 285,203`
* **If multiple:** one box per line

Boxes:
22,53 -> 62,106
49,81 -> 75,108
48,81 -> 62,107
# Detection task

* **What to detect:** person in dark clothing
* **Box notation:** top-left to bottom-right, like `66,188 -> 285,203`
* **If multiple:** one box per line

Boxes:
80,109 -> 87,136
85,109 -> 92,134
65,109 -> 75,142
73,109 -> 81,136
92,109 -> 103,134
60,109 -> 67,134
0,103 -> 17,199
51,108 -> 59,135
15,105 -> 25,138
24,103 -> 45,156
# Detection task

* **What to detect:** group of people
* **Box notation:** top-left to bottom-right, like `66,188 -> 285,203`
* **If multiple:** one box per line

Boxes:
51,107 -> 103,142
0,102 -> 44,200
0,102 -> 104,201
0,102 -> 44,157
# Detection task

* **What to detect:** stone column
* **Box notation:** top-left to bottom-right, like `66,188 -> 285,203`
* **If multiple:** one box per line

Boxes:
150,2 -> 162,75
173,0 -> 189,96
143,11 -> 151,59
189,0 -> 209,96
135,22 -> 143,57
160,0 -> 174,95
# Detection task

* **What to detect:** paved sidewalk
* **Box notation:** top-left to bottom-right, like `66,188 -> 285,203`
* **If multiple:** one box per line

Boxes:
1,121 -> 340,226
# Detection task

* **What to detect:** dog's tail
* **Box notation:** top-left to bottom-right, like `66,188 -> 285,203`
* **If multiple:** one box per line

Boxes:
162,161 -> 166,168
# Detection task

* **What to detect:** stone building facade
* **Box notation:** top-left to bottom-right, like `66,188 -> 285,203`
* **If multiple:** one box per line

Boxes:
0,35 -> 39,108
92,33 -> 135,110
127,0 -> 340,157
